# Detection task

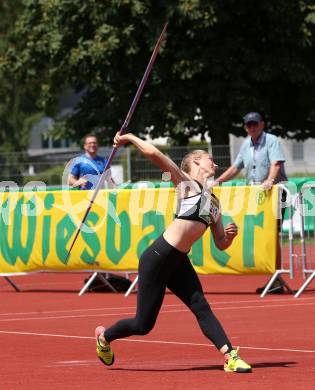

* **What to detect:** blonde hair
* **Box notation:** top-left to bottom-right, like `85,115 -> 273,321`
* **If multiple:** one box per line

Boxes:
180,150 -> 208,173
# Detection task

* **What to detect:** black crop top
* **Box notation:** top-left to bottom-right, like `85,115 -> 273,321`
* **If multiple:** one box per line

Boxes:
175,181 -> 220,227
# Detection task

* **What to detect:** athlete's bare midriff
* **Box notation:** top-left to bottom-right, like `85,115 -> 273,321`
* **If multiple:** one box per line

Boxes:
163,218 -> 207,253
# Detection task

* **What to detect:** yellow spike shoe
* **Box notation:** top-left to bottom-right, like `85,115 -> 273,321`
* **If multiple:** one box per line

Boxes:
224,348 -> 252,373
95,326 -> 115,366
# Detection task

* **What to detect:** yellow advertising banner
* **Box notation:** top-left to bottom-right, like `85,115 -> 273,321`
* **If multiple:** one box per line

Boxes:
0,185 -> 278,275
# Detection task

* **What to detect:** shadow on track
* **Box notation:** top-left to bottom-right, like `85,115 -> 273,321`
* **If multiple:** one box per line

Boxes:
110,361 -> 296,372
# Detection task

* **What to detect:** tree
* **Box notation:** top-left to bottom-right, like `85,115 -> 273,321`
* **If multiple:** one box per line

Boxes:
4,0 -> 315,149
0,0 -> 42,153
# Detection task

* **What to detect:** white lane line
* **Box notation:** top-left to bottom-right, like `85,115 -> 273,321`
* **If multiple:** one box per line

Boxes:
0,301 -> 315,323
48,363 -> 98,367
1,296 -> 315,317
0,330 -> 314,354
48,360 -> 98,367
0,330 -> 91,339
0,304 -> 183,317
0,311 -> 138,322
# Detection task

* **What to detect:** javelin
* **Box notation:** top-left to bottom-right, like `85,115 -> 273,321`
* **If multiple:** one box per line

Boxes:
65,23 -> 168,261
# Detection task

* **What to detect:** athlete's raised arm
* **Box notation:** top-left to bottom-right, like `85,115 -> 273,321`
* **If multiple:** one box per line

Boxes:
113,132 -> 188,186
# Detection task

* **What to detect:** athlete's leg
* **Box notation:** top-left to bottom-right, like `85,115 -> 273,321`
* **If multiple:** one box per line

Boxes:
104,237 -> 169,342
166,255 -> 232,352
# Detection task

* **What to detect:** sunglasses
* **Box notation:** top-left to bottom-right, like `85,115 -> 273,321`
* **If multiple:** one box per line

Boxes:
245,121 -> 259,128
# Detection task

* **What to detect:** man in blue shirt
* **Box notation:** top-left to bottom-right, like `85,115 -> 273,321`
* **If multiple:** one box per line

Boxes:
68,134 -> 114,190
216,112 -> 287,188
215,112 -> 288,294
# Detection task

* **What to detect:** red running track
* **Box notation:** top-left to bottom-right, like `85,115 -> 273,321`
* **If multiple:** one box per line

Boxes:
0,272 -> 314,390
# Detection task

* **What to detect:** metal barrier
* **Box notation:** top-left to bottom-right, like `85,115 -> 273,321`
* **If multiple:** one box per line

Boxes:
295,184 -> 315,298
260,184 -> 295,297
78,271 -> 137,296
1,271 -> 137,295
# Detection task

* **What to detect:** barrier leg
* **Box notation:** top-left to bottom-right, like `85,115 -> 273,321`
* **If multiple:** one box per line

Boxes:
294,272 -> 315,298
78,272 -> 98,296
3,276 -> 20,292
124,275 -> 138,297
260,272 -> 280,298
260,271 -> 294,298
79,272 -> 119,296
97,273 -> 118,293
276,274 -> 294,294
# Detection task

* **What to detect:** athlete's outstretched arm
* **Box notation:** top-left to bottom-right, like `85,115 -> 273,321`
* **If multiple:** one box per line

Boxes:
113,132 -> 188,185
